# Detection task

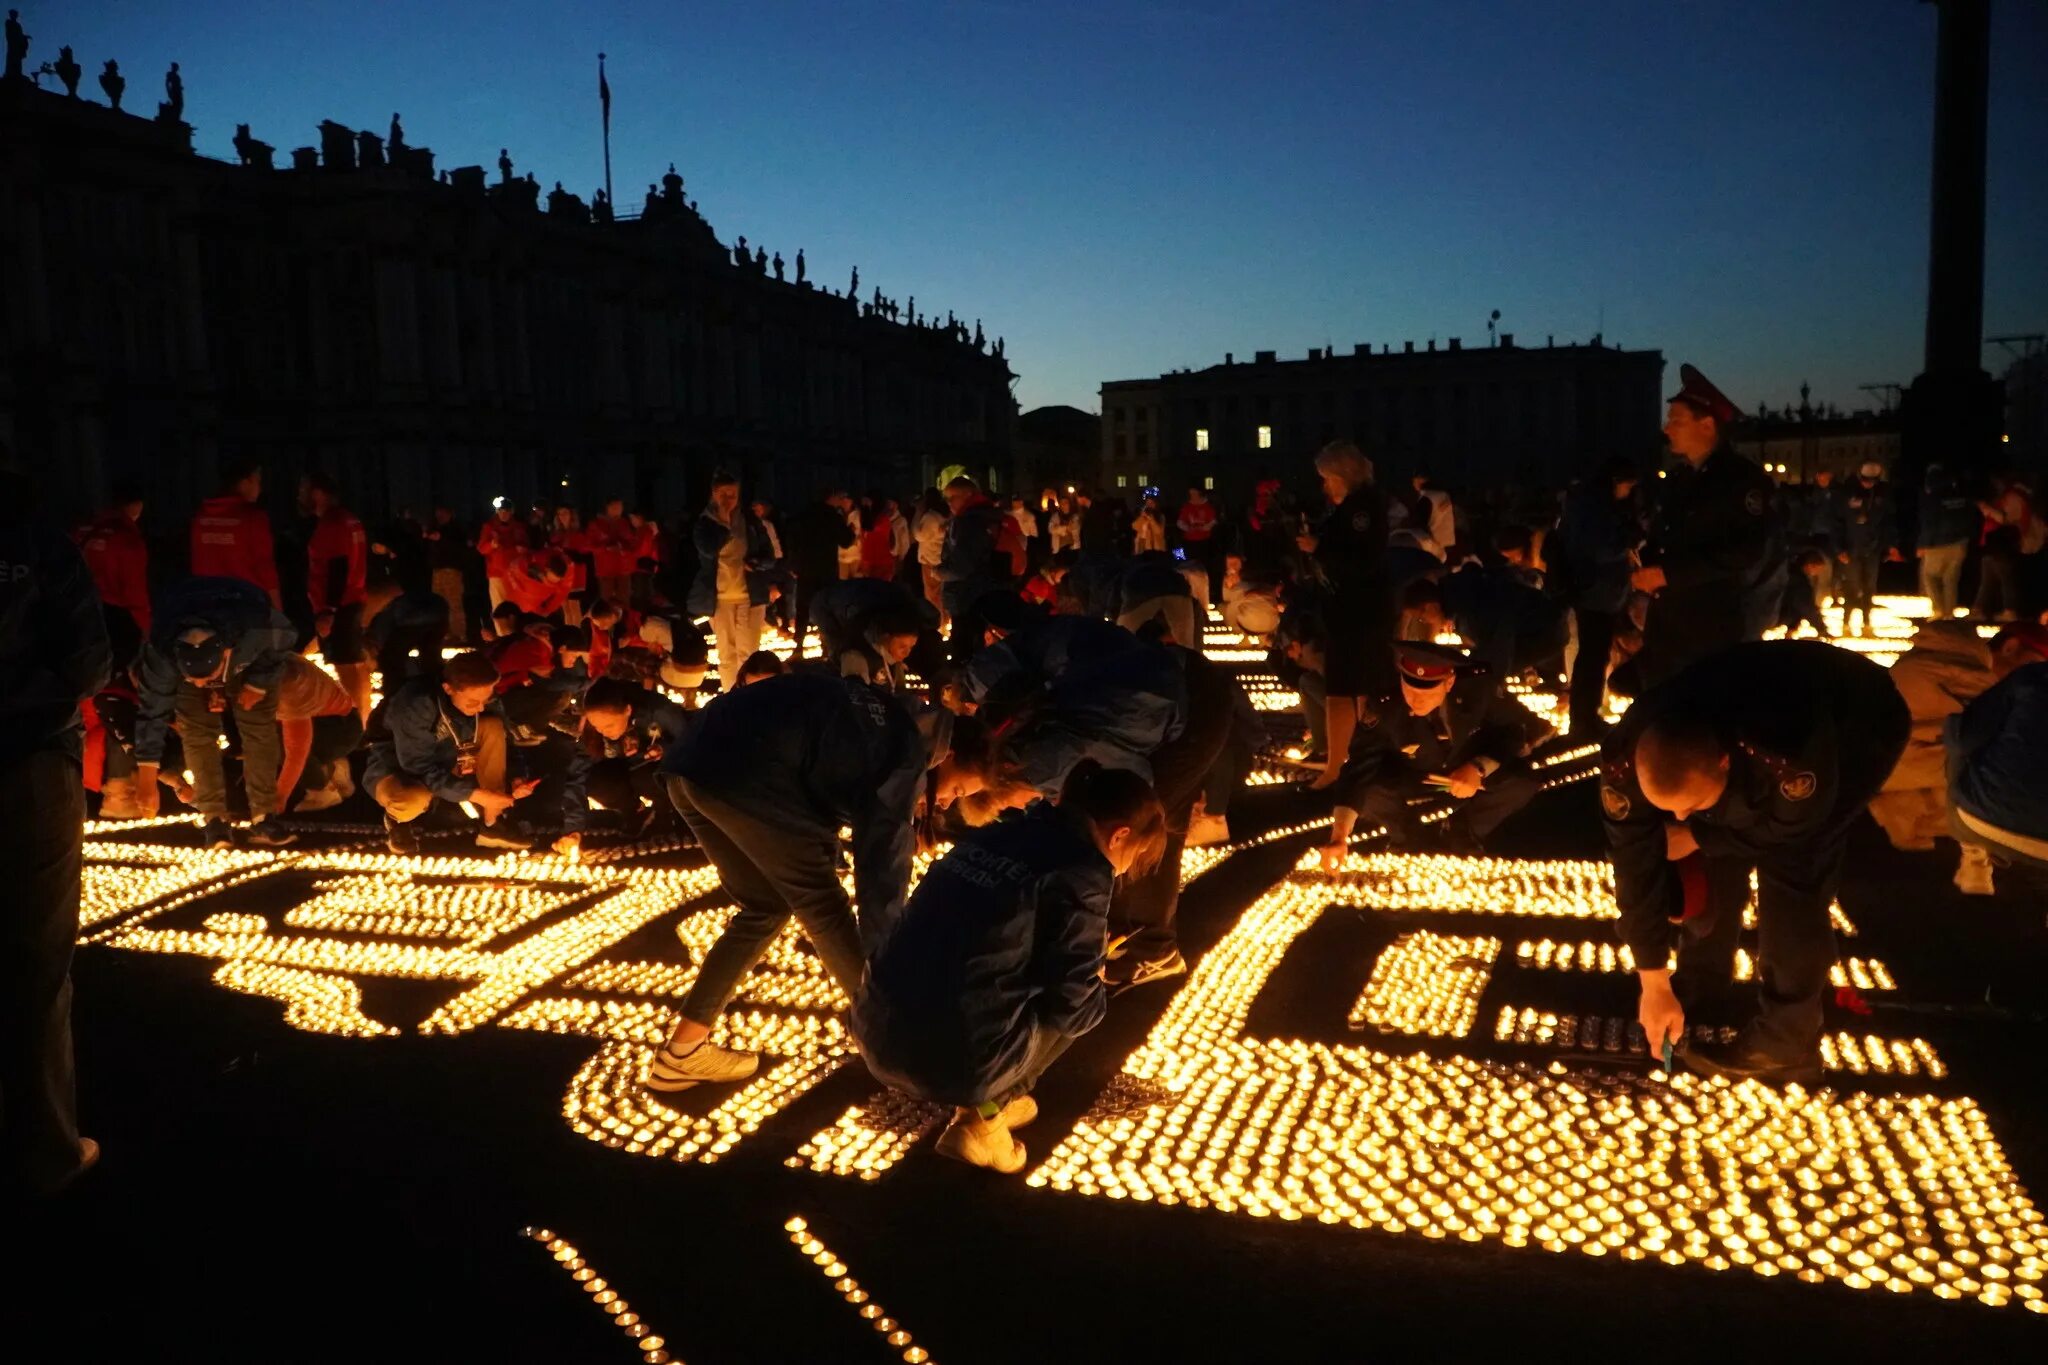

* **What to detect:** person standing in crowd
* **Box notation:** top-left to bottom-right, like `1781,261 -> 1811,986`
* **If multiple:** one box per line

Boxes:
912,489 -> 949,622
937,475 -> 1019,662
887,497 -> 914,578
0,456 -> 112,1197
422,506 -> 472,644
644,673 -> 997,1091
476,501 -> 531,611
749,497 -> 792,634
1177,485 -> 1219,602
1915,465 -> 1976,622
75,485 -> 151,639
1298,441 -> 1393,790
1079,489 -> 1123,557
189,460 -> 281,610
1600,640 -> 1907,1085
1553,457 -> 1639,736
587,498 -> 637,605
129,577 -> 300,848
625,509 -> 663,613
1945,650 -> 2048,895
831,489 -> 863,581
1132,493 -> 1168,553
271,652 -> 362,812
857,500 -> 896,580
1006,495 -> 1038,570
1629,364 -> 1778,689
305,474 -> 372,721
789,491 -> 857,649
1974,472 -> 2040,622
546,505 -> 590,626
1405,472 -> 1458,554
852,763 -> 1167,1172
1045,491 -> 1081,555
689,472 -> 777,692
1834,461 -> 1895,638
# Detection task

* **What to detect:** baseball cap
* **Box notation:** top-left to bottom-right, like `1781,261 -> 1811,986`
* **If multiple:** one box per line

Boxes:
172,628 -> 226,681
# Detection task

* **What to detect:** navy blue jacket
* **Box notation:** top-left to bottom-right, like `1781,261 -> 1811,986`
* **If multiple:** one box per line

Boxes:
1555,484 -> 1638,614
671,672 -> 927,933
364,675 -> 590,829
1947,662 -> 2048,841
0,500 -> 112,767
134,577 -> 297,766
1836,482 -> 1894,557
686,509 -> 782,616
937,497 -> 1010,604
585,683 -> 695,765
1440,563 -> 1567,678
962,615 -> 1138,704
852,803 -> 1111,1106
1114,552 -> 1193,614
1918,477 -> 1978,549
1006,642 -> 1189,797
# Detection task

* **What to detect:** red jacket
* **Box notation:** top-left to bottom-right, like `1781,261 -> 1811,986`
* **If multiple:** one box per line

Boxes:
501,552 -> 573,617
548,524 -> 590,591
587,515 -> 638,579
1178,501 -> 1218,542
485,633 -> 556,693
476,516 -> 532,577
630,521 -> 661,567
859,520 -> 896,579
308,505 -> 369,613
190,495 -> 279,595
76,509 -> 151,632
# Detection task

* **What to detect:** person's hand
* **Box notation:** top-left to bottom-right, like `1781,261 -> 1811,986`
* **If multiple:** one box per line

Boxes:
643,742 -> 663,763
1639,973 -> 1685,1057
1309,766 -> 1342,791
235,684 -> 266,711
552,833 -> 581,857
1664,822 -> 1699,861
1295,533 -> 1319,554
1630,565 -> 1667,594
1886,548 -> 1905,563
1445,763 -> 1484,799
1317,842 -> 1346,874
472,788 -> 516,817
512,777 -> 541,799
1915,546 -> 1926,559
133,765 -> 162,817
315,611 -> 334,639
621,735 -> 640,757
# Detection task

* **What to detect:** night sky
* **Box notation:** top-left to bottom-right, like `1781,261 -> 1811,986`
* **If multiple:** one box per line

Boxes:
31,1 -> 2048,417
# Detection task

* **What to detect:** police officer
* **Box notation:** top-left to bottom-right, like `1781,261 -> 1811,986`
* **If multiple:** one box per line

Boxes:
1630,365 -> 1781,688
1318,641 -> 1546,865
1600,640 -> 1908,1084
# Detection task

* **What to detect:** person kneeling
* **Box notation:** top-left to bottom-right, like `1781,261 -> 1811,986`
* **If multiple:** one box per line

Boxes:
852,763 -> 1166,1172
365,651 -> 539,854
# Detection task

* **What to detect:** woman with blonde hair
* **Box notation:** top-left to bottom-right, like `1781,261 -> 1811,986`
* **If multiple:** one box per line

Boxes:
1298,440 -> 1394,788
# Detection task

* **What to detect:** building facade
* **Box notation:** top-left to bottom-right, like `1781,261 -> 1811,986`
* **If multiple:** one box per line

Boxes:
0,78 -> 1015,525
1731,405 -> 1902,484
1098,336 -> 1664,498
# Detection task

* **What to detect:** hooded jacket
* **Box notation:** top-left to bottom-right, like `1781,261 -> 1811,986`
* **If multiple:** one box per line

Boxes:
853,802 -> 1112,1106
132,577 -> 297,765
686,509 -> 780,616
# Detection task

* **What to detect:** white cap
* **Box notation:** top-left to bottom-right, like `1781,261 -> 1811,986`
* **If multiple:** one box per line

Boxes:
1859,461 -> 1884,478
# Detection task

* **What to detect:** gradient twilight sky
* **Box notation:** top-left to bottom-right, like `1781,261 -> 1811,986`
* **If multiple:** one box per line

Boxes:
33,1 -> 2048,416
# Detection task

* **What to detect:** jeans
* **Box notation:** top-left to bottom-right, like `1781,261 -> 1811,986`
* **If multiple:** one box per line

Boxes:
0,750 -> 87,1194
1919,542 -> 1967,619
710,601 -> 764,692
431,568 -> 468,645
995,1021 -> 1075,1106
667,776 -> 867,1030
1839,552 -> 1880,627
176,678 -> 282,819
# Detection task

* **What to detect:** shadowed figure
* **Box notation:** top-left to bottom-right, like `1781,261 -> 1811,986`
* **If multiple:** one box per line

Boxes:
497,147 -> 513,183
733,236 -> 749,268
98,58 -> 123,110
592,187 -> 612,223
795,248 -> 806,284
52,44 -> 78,95
772,251 -> 784,280
388,112 -> 405,150
5,9 -> 28,82
161,61 -> 182,120
232,123 -> 274,169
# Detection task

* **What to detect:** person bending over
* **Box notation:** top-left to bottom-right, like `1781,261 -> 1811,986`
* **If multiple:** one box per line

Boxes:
854,763 -> 1165,1171
579,675 -> 695,831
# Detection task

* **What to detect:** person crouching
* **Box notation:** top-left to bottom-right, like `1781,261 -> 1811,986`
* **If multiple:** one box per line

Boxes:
853,762 -> 1166,1172
365,650 -> 535,854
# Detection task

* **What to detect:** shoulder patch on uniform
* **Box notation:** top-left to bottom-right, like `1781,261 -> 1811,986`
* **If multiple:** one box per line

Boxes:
1779,771 -> 1817,802
1743,488 -> 1765,516
1601,786 -> 1631,820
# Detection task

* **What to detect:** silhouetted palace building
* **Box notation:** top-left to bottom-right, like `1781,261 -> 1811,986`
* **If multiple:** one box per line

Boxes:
0,73 -> 1015,518
1100,336 -> 1663,496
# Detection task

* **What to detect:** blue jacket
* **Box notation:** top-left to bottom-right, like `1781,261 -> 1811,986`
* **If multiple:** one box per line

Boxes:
671,672 -> 928,935
1836,482 -> 1894,556
1555,483 -> 1638,613
1114,552 -> 1193,614
585,683 -> 695,766
1919,471 -> 1977,549
686,509 -> 781,616
364,675 -> 590,830
938,497 -> 1009,599
852,803 -> 1111,1106
134,577 -> 298,766
1946,662 -> 2048,840
962,615 -> 1138,704
1440,563 -> 1567,679
809,578 -> 935,646
0,499 -> 112,767
1006,641 -> 1188,797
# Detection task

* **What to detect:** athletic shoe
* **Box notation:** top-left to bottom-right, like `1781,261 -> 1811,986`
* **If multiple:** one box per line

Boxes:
996,1095 -> 1038,1130
1106,948 -> 1188,992
644,1040 -> 760,1092
294,786 -> 343,813
329,758 -> 356,800
242,819 -> 298,848
1955,844 -> 1996,896
935,1111 -> 1026,1173
475,825 -> 532,851
1681,1032 -> 1822,1089
198,817 -> 236,850
385,815 -> 422,856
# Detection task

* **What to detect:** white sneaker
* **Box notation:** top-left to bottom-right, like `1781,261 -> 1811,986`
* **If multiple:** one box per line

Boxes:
935,1110 -> 1026,1173
644,1040 -> 760,1092
996,1095 -> 1038,1130
330,759 -> 356,800
294,786 -> 343,813
1955,844 -> 1996,896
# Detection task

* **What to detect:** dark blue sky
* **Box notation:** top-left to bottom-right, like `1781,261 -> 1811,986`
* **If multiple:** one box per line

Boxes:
37,1 -> 2048,416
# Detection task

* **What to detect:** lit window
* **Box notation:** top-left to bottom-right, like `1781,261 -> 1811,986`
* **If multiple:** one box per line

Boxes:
1138,473 -> 1148,486
1117,475 -> 1128,488
1257,425 -> 1273,449
1203,476 -> 1215,490
1195,428 -> 1210,452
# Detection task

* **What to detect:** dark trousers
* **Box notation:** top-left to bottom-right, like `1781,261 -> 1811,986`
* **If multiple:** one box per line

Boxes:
1110,654 -> 1239,958
1973,541 -> 2022,618
0,751 -> 86,1195
667,776 -> 867,1030
1351,767 -> 1541,842
996,1021 -> 1075,1106
1839,551 -> 1880,624
587,756 -> 663,813
1568,608 -> 1618,735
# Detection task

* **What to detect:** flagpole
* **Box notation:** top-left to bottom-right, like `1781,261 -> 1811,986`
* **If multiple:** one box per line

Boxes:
599,52 -> 613,212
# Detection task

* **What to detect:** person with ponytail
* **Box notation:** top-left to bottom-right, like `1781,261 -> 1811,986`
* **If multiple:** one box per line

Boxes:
852,760 -> 1167,1173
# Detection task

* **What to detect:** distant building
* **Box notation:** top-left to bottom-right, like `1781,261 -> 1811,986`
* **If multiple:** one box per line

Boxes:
0,78 -> 1014,522
1730,392 -> 1902,484
2002,349 -> 2046,475
1013,404 -> 1100,495
1097,335 -> 1663,498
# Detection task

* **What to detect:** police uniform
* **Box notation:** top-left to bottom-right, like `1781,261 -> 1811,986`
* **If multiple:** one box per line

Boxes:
1600,640 -> 1908,1071
1333,641 -> 1545,849
1314,483 -> 1395,700
1637,365 -> 1781,687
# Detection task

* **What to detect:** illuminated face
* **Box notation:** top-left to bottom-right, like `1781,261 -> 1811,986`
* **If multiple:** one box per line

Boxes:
931,759 -> 986,810
585,707 -> 631,741
711,484 -> 740,516
945,487 -> 973,515
1663,403 -> 1718,462
604,500 -> 624,518
1637,751 -> 1729,822
443,681 -> 496,717
877,633 -> 917,665
1319,469 -> 1350,504
1400,677 -> 1450,716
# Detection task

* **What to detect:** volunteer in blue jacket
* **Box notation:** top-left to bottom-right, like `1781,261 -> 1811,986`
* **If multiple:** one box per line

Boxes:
646,673 -> 1006,1091
365,650 -> 588,855
1944,657 -> 2048,896
579,675 -> 694,828
853,762 -> 1167,1172
1916,464 -> 1977,622
689,472 -> 785,693
808,577 -> 945,689
131,576 -> 300,848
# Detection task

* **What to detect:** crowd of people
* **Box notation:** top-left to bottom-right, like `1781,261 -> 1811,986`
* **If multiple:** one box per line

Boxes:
5,359 -> 2048,1192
